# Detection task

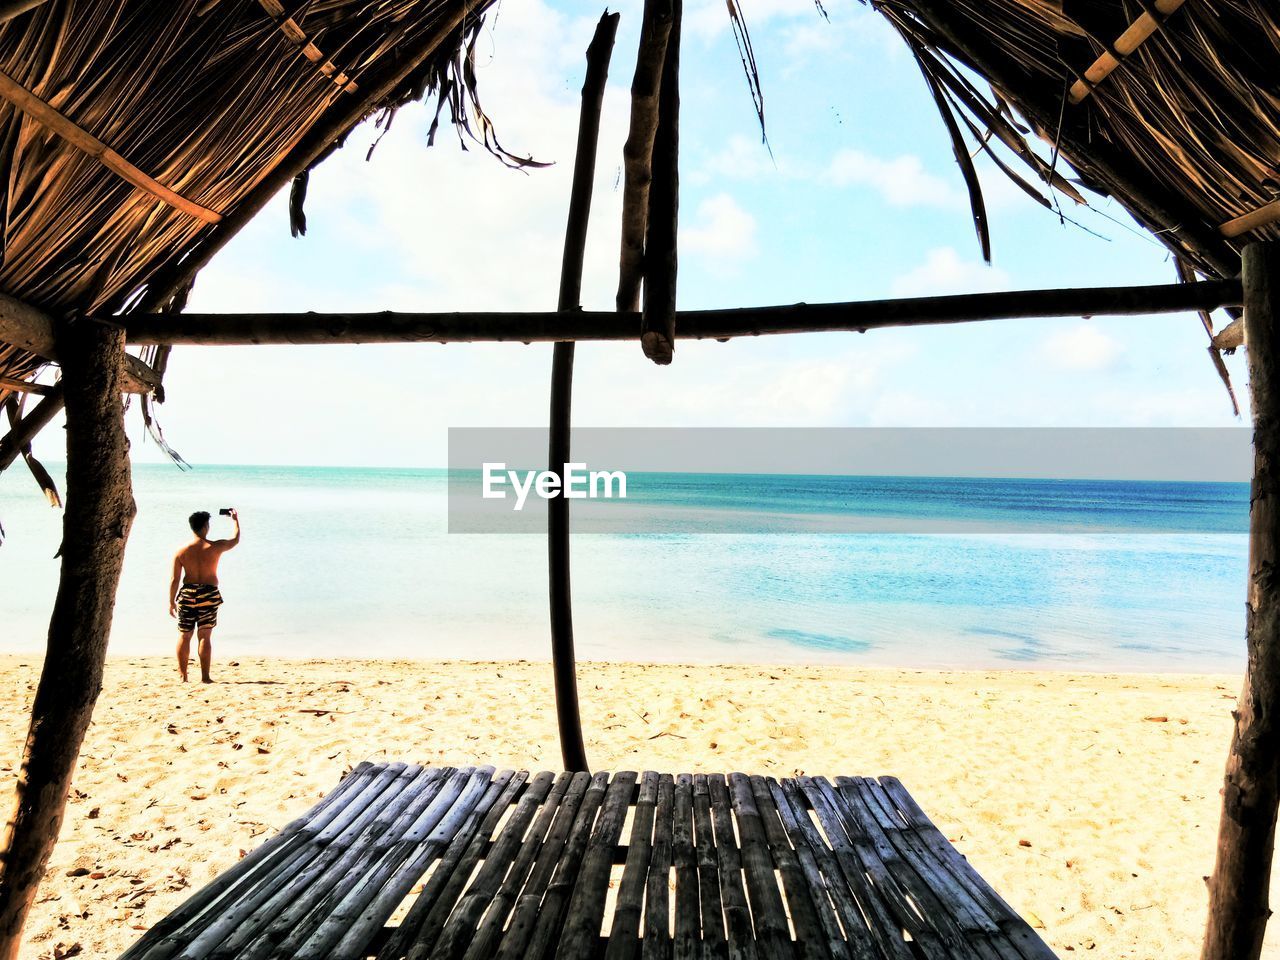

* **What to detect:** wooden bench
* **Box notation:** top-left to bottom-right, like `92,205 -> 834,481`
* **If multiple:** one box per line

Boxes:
118,762 -> 1058,960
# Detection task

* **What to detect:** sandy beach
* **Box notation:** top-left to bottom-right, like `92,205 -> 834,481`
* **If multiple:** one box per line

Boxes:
0,654 -> 1251,959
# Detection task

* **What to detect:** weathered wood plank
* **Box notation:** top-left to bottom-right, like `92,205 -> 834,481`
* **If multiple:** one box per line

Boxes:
692,775 -> 728,960
878,777 -> 1057,960
283,768 -> 469,958
561,772 -> 641,958
750,776 -> 830,960
120,763 -> 380,960
176,765 -> 425,959
809,775 -> 953,960
643,774 -> 675,960
605,771 -> 661,960
427,770 -> 558,960
231,765 -> 444,960
726,774 -> 791,960
151,764 -> 413,960
706,775 -> 757,960
522,770 -> 613,960
317,767 -> 498,960
846,778 -> 1015,960
491,771 -> 594,960
796,777 -> 914,960
769,780 -> 858,960
672,774 -> 701,960
830,777 -> 974,958
375,769 -> 528,960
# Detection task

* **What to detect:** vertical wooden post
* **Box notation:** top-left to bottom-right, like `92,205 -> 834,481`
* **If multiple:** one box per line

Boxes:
615,0 -> 674,314
640,0 -> 681,365
1202,241 -> 1280,960
548,11 -> 619,774
0,319 -> 135,960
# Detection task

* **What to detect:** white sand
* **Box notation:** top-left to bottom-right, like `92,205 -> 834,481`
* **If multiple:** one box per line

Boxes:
0,655 -> 1254,959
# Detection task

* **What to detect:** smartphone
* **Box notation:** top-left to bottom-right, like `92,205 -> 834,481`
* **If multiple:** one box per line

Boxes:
219,508 -> 233,516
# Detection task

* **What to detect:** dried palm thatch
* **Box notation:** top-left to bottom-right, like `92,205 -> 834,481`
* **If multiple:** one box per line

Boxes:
0,0 -> 508,411
872,0 -> 1279,278
0,0 -> 1277,427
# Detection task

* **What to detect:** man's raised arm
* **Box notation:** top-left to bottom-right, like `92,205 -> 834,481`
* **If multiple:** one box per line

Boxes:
221,508 -> 241,549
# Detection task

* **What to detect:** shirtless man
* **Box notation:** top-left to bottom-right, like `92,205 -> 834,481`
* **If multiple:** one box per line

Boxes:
169,509 -> 240,683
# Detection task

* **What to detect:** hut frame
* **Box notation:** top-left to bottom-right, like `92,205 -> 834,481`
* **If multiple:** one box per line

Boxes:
1,1 -> 1279,958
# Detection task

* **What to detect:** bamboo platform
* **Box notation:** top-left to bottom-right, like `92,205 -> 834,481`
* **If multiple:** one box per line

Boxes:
117,762 -> 1059,960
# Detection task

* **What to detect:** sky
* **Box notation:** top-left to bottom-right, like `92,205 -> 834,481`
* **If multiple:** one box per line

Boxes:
25,0 -> 1253,469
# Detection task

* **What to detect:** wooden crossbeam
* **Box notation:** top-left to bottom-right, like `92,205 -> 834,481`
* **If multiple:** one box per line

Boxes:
1068,0 -> 1186,104
257,0 -> 359,92
1222,201 -> 1280,239
123,278 -> 1243,346
1,292 -> 160,394
0,68 -> 221,223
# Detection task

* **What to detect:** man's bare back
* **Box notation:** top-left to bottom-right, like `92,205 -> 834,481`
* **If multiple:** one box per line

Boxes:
170,509 -> 241,682
174,537 -> 231,585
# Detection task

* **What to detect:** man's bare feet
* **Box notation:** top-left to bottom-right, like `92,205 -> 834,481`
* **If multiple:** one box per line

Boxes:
201,675 -> 213,684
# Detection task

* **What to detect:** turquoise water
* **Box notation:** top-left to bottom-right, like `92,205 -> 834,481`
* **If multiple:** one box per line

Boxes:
0,464 -> 1249,672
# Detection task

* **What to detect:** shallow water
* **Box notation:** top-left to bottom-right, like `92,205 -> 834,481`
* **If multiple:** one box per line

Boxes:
0,464 -> 1248,671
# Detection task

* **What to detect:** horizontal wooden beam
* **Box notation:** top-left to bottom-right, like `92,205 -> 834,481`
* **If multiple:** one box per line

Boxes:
123,279 -> 1243,346
1222,201 -> 1280,240
0,292 -> 159,393
0,384 -> 63,471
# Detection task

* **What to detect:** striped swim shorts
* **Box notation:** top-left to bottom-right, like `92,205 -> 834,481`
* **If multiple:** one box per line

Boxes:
177,583 -> 223,631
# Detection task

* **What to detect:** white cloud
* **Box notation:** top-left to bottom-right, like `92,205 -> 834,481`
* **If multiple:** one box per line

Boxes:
680,193 -> 758,261
890,247 -> 1009,297
1040,324 -> 1123,372
684,0 -> 823,40
573,337 -> 918,427
826,148 -> 962,208
700,134 -> 798,182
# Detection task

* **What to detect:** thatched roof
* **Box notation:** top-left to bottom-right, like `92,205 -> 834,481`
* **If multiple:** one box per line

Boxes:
0,0 -> 1277,418
873,0 -> 1279,278
0,0 -> 500,407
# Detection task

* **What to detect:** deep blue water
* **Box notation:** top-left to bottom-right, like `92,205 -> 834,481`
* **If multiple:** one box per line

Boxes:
0,464 -> 1249,672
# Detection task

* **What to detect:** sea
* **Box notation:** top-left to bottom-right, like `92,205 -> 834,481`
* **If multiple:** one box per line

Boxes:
0,464 -> 1250,673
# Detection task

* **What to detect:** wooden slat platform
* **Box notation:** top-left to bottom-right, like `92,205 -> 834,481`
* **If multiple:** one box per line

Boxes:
117,763 -> 1059,960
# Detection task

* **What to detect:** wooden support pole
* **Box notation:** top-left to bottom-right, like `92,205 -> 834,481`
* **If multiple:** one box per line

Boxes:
616,0 -> 673,313
0,384 -> 64,472
1202,242 -> 1280,960
548,11 -> 619,774
125,278 -> 1244,346
640,0 -> 680,365
0,319 -> 135,960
